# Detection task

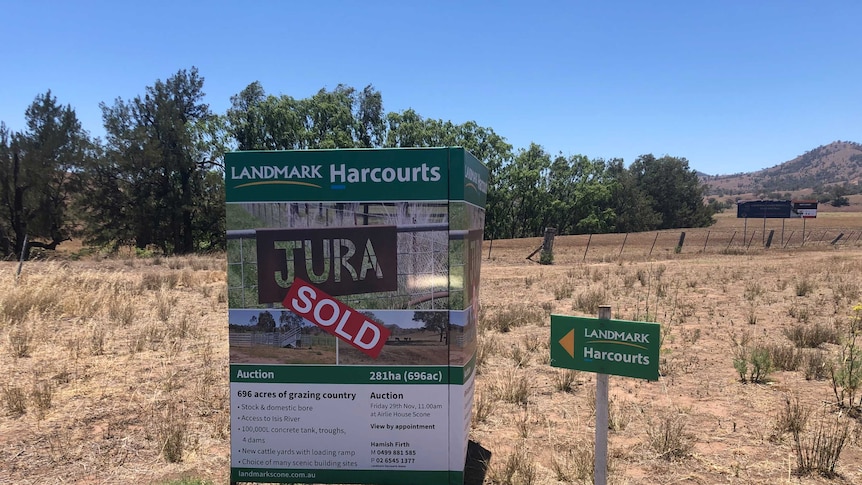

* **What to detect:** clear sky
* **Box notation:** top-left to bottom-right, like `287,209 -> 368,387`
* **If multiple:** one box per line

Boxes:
1,0 -> 859,175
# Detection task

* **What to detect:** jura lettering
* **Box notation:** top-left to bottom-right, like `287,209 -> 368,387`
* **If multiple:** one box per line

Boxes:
273,239 -> 382,287
256,226 -> 397,303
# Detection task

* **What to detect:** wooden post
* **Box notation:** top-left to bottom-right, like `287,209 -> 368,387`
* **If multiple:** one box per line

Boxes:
676,232 -> 686,253
726,231 -> 736,251
784,230 -> 795,249
618,233 -> 628,258
595,305 -> 612,485
15,235 -> 28,283
648,232 -> 659,257
487,238 -> 493,260
746,230 -> 756,249
540,227 -> 556,264
583,233 -> 592,262
703,231 -> 710,253
801,218 -> 806,246
765,230 -> 775,248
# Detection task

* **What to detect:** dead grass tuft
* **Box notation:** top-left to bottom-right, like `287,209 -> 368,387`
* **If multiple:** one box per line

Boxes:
646,408 -> 694,461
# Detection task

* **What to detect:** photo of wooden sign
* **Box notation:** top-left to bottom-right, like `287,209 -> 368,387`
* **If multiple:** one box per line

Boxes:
256,226 -> 398,303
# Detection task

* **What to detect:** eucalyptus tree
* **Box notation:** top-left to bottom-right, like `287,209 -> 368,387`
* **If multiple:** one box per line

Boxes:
84,67 -> 222,254
0,92 -> 89,257
629,154 -> 715,229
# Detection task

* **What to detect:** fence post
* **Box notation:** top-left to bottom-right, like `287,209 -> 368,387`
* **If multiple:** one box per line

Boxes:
703,231 -> 710,253
619,233 -> 628,258
583,233 -> 592,262
746,230 -> 757,249
765,230 -> 775,248
784,230 -> 795,249
676,232 -> 686,253
16,235 -> 29,283
648,232 -> 659,257
726,231 -> 736,251
831,233 -> 844,245
540,227 -> 556,265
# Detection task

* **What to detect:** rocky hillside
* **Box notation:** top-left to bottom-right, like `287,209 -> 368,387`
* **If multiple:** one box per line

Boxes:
702,141 -> 862,197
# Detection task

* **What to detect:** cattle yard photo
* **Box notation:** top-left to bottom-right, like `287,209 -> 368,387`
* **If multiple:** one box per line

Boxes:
2,210 -> 862,484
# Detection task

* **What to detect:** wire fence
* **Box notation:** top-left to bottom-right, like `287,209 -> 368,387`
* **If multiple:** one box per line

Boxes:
499,226 -> 862,264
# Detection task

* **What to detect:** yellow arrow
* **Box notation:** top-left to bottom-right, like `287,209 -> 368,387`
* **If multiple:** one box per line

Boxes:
559,329 -> 575,358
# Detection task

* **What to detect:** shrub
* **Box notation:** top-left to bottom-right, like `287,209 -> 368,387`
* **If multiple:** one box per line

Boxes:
795,277 -> 815,297
7,324 -> 34,358
482,305 -> 546,333
732,336 -> 773,384
783,322 -> 839,348
1,385 -> 27,417
573,287 -> 606,314
793,408 -> 854,477
490,444 -> 535,485
804,350 -> 831,381
774,394 -> 810,436
553,369 -> 579,393
494,369 -> 531,406
646,409 -> 693,460
768,344 -> 803,371
156,401 -> 187,463
831,304 -> 862,410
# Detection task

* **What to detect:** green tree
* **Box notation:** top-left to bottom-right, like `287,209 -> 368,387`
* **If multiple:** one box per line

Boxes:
498,144 -> 552,238
226,82 -> 385,150
413,311 -> 448,343
0,92 -> 89,257
629,154 -> 715,229
257,311 -> 276,332
83,67 -> 222,254
279,310 -> 304,331
607,158 -> 661,233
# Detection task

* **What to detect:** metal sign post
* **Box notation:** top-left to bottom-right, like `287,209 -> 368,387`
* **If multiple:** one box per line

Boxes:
551,308 -> 660,484
595,306 -> 611,485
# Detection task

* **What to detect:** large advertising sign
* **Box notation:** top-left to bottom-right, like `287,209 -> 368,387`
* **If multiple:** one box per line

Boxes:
227,148 -> 487,484
736,200 -> 792,218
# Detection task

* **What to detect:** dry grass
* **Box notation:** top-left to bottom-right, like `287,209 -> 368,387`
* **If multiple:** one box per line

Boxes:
0,256 -> 229,484
3,211 -> 862,483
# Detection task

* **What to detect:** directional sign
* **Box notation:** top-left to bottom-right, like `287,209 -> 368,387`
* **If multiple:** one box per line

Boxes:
550,315 -> 660,381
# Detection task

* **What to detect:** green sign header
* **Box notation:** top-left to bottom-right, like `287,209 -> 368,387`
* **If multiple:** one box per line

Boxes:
225,147 -> 487,206
550,315 -> 660,381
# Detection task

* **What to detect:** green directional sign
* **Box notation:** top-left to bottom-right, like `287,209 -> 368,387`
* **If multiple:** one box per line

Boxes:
550,315 -> 660,381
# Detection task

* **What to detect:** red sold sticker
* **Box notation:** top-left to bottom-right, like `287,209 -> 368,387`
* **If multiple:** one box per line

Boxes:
284,278 -> 390,359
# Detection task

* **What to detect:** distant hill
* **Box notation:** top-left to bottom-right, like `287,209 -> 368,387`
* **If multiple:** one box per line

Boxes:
701,141 -> 862,198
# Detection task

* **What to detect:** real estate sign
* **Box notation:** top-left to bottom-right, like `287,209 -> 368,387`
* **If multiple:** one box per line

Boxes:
550,315 -> 660,381
227,148 -> 487,484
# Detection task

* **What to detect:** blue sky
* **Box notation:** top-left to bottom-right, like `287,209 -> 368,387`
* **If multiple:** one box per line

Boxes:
1,0 -> 859,175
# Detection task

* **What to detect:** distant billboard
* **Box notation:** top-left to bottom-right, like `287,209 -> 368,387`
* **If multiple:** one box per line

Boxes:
736,200 -> 792,219
791,200 -> 818,219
